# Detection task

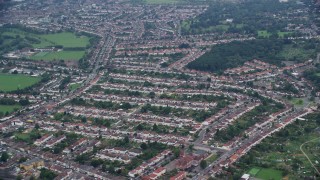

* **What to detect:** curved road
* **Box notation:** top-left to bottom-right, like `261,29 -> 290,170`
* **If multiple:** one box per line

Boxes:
300,137 -> 320,175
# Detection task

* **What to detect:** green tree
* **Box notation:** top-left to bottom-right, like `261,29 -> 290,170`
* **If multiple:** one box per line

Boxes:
0,152 -> 9,162
39,168 -> 57,180
140,143 -> 148,150
200,160 -> 207,169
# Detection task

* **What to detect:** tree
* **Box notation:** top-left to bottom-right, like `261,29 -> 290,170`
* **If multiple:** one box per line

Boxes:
200,160 -> 207,169
136,124 -> 144,131
124,136 -> 129,144
0,152 -> 9,162
91,159 -> 103,168
148,92 -> 156,99
18,157 -> 28,163
188,144 -> 194,153
140,143 -> 148,150
39,168 -> 57,180
152,124 -> 158,131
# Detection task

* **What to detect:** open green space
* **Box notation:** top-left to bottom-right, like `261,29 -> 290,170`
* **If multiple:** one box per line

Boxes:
35,32 -> 90,48
14,128 -> 44,144
0,105 -> 21,114
257,31 -> 292,38
289,98 -> 304,106
230,112 -> 320,179
181,20 -> 232,34
205,153 -> 218,164
248,167 -> 283,179
278,31 -> 292,38
0,27 -> 93,61
0,73 -> 41,92
14,133 -> 31,142
1,30 -> 90,48
248,167 -> 260,176
69,83 -> 81,91
258,30 -> 272,38
31,51 -> 85,61
33,51 -> 49,57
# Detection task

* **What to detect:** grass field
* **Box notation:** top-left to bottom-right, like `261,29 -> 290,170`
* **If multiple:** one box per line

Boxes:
278,44 -> 315,61
0,73 -> 41,92
258,30 -> 292,38
14,133 -> 31,142
255,168 -> 283,180
2,30 -> 90,48
248,167 -> 260,176
278,31 -> 292,38
182,20 -> 245,34
33,52 -> 49,57
69,83 -> 81,91
289,98 -> 304,106
205,153 -> 218,164
258,30 -> 272,38
0,105 -> 21,114
37,32 -> 90,48
31,51 -> 85,61
1,28 -> 91,61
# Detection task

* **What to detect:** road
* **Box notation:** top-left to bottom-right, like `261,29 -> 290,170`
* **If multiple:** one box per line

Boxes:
300,137 -> 320,175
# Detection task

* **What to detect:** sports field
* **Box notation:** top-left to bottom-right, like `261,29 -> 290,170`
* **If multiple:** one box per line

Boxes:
0,73 -> 41,92
36,32 -> 90,48
248,167 -> 283,180
31,51 -> 85,61
0,105 -> 21,114
1,28 -> 91,61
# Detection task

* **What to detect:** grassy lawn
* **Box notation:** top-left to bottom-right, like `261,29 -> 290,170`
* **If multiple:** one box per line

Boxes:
36,32 -> 90,48
258,30 -> 272,38
278,31 -> 292,38
301,138 -> 320,171
69,83 -> 81,91
0,73 -> 41,92
1,29 -> 85,48
181,20 -> 230,34
248,167 -> 260,176
31,51 -> 85,61
205,153 -> 218,164
289,98 -> 304,106
278,44 -> 315,61
1,28 -> 91,61
0,105 -> 21,114
258,31 -> 292,38
255,168 -> 283,180
14,133 -> 31,142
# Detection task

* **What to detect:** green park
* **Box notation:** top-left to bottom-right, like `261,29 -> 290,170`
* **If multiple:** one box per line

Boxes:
0,73 -> 41,92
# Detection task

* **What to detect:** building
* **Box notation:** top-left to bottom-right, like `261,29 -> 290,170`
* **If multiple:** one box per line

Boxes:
241,174 -> 250,180
20,158 -> 44,171
176,155 -> 194,170
34,134 -> 53,146
169,171 -> 186,180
